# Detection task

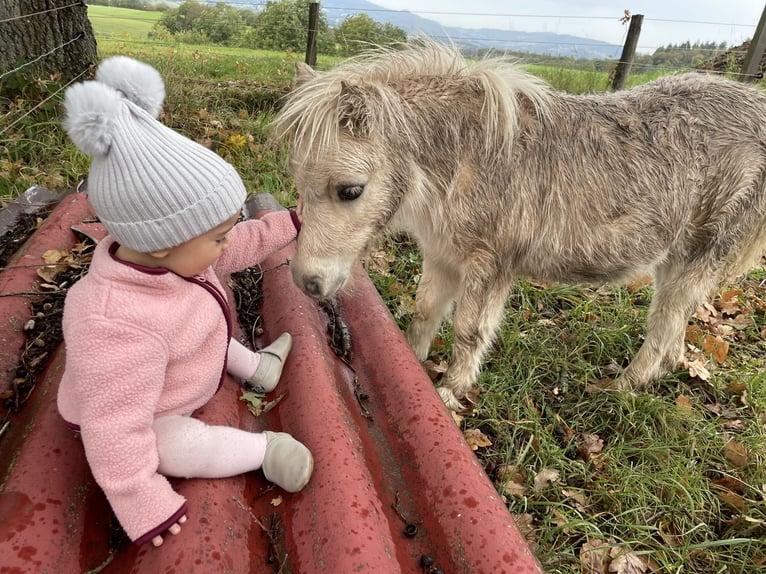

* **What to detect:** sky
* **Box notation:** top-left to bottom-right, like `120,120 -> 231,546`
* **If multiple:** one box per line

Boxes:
371,1 -> 765,52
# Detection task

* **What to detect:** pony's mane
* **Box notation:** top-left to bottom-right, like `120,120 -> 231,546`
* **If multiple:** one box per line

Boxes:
271,40 -> 553,163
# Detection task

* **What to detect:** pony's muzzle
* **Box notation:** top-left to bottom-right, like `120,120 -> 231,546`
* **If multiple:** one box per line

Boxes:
303,275 -> 324,298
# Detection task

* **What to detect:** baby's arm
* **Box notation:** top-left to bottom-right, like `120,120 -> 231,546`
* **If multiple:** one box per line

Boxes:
214,210 -> 299,274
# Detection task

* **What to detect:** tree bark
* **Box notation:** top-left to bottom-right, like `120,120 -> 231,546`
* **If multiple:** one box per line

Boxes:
0,0 -> 97,82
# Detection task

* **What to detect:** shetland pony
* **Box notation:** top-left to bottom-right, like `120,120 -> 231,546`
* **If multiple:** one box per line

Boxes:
271,40 -> 766,410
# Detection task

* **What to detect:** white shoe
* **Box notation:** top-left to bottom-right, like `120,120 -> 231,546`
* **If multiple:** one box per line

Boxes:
247,332 -> 292,393
262,432 -> 313,492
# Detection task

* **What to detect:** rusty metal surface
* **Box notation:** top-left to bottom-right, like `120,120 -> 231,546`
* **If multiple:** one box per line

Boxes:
0,197 -> 542,574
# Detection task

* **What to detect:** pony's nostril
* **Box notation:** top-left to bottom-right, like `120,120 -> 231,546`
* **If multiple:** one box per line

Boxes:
304,276 -> 323,298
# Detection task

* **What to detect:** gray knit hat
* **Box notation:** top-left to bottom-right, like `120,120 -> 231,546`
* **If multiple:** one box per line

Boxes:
62,56 -> 246,252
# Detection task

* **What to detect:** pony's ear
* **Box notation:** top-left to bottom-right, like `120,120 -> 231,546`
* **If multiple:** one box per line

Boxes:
338,80 -> 377,138
295,62 -> 318,86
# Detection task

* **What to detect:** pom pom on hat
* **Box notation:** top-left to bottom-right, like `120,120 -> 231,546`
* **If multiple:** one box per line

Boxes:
95,56 -> 165,118
63,81 -> 123,157
61,57 -> 246,253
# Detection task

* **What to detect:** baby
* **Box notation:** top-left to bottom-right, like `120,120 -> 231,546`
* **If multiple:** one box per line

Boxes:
58,56 -> 312,547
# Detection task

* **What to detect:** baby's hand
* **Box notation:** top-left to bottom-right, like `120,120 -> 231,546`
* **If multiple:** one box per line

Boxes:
151,514 -> 187,547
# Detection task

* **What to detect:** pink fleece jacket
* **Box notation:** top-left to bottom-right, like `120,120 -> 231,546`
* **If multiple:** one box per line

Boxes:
57,210 -> 297,544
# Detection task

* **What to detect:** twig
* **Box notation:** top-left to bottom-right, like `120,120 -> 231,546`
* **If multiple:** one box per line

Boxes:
232,497 -> 288,572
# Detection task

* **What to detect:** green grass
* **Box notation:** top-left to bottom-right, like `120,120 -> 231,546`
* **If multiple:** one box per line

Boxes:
86,5 -> 162,41
3,18 -> 766,571
371,241 -> 766,572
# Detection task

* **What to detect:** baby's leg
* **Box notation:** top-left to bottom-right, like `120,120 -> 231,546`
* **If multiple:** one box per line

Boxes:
227,334 -> 292,393
153,414 -> 267,478
153,415 -> 313,492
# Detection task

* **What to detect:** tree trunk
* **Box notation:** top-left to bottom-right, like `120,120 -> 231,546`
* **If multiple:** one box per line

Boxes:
0,0 -> 97,82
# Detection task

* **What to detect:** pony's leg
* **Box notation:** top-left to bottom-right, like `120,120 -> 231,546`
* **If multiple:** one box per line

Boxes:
618,261 -> 718,390
406,258 -> 461,361
438,271 -> 510,410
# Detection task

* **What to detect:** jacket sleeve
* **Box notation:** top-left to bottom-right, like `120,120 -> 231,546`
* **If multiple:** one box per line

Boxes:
63,316 -> 187,543
214,210 -> 298,275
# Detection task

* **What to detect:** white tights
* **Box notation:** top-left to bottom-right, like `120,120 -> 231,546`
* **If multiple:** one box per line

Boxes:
152,415 -> 268,479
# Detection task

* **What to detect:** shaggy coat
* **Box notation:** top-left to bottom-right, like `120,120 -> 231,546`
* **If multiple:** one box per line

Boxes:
272,41 -> 766,409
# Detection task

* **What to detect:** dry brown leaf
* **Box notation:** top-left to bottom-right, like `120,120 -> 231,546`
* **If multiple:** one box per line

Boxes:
608,548 -> 647,574
579,538 -> 610,574
723,439 -> 748,467
578,433 -> 605,462
512,513 -> 536,541
724,314 -> 753,330
562,488 -> 588,511
501,478 -> 527,499
694,302 -> 718,324
684,324 -> 706,345
533,467 -> 560,491
463,428 -> 492,451
724,381 -> 747,396
37,248 -> 77,283
716,489 -> 746,510
423,359 -> 448,382
658,520 -> 682,547
675,395 -> 694,411
684,358 -> 711,381
701,334 -> 729,363
718,289 -> 743,315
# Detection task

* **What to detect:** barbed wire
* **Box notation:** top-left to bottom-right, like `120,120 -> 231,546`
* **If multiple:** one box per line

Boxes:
0,64 -> 91,138
0,32 -> 85,81
0,1 -> 83,25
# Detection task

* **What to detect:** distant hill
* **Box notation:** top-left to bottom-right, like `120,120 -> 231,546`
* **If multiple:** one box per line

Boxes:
321,0 -> 621,59
190,0 -> 622,60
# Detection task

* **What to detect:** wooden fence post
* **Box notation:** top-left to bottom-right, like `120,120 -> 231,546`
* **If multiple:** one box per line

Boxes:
611,13 -> 643,91
305,2 -> 319,68
741,4 -> 766,82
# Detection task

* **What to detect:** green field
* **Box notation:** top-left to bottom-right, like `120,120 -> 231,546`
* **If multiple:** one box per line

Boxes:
86,4 -> 162,41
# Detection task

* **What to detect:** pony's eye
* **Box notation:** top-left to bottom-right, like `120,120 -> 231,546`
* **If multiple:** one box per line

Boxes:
337,185 -> 364,201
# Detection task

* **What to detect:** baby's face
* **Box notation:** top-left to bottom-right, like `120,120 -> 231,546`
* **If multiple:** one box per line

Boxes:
159,212 -> 240,277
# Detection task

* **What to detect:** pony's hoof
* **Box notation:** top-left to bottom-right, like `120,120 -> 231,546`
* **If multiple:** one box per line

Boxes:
437,387 -> 465,412
614,375 -> 641,396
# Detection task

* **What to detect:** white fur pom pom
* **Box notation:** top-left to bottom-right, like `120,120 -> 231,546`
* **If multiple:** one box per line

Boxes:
95,56 -> 165,118
63,81 -> 124,157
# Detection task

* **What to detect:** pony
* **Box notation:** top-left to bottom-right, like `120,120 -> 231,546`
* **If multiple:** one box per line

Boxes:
271,40 -> 766,410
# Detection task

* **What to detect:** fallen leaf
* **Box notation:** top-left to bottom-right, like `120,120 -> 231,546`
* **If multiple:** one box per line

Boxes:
512,513 -> 536,545
694,302 -> 718,324
724,314 -> 753,330
724,381 -> 747,396
562,488 -> 588,511
718,289 -> 743,315
464,428 -> 492,450
723,439 -> 748,467
501,476 -> 527,499
685,324 -> 705,345
716,489 -> 746,510
240,390 -> 265,416
450,410 -> 464,426
577,433 -> 604,462
701,334 -> 729,363
684,358 -> 711,381
675,395 -> 694,411
608,548 -> 647,573
533,467 -> 560,491
579,537 -> 610,574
